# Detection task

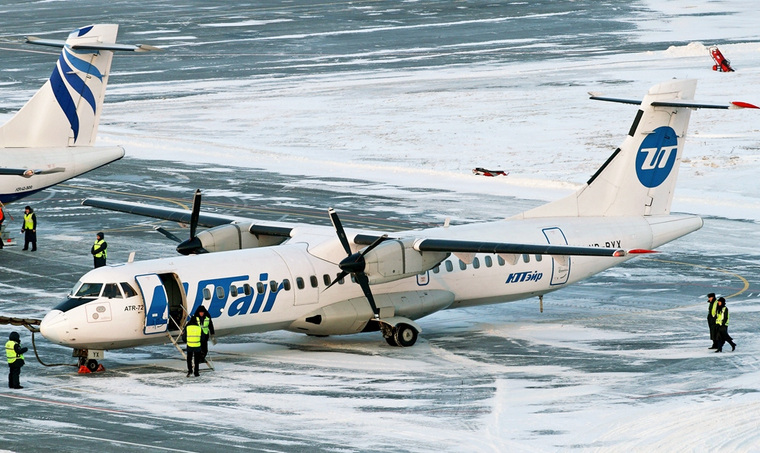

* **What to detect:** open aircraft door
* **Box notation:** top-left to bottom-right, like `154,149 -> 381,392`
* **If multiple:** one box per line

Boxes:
542,227 -> 570,286
135,274 -> 170,335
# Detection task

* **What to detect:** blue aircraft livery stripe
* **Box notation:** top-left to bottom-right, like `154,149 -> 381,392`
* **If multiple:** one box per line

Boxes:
49,61 -> 80,142
63,47 -> 104,81
76,25 -> 94,37
60,53 -> 97,114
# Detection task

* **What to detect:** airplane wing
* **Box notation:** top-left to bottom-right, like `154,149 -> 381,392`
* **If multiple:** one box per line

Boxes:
0,167 -> 65,177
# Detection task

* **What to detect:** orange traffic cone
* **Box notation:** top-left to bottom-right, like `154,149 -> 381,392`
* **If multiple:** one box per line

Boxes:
78,365 -> 91,374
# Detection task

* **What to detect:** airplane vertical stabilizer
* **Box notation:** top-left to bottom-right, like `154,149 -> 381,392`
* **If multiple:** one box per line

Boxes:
0,24 -> 119,148
517,79 -> 698,219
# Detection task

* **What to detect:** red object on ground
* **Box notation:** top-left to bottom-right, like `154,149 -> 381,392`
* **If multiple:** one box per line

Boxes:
710,47 -> 734,72
472,167 -> 508,177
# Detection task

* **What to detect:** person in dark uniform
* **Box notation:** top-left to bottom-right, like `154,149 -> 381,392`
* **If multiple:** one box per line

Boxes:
91,232 -> 108,268
0,203 -> 5,249
6,331 -> 28,389
714,297 -> 736,353
20,205 -> 36,251
706,293 -> 718,349
191,306 -> 215,362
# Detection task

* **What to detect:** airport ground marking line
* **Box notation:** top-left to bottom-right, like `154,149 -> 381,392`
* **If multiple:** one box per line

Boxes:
643,257 -> 750,299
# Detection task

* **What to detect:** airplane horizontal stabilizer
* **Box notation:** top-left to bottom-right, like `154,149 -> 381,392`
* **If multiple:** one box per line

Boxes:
414,238 -> 626,257
589,94 -> 759,110
26,36 -> 161,52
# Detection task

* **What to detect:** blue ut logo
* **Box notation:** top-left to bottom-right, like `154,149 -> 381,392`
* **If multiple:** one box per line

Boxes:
636,126 -> 678,188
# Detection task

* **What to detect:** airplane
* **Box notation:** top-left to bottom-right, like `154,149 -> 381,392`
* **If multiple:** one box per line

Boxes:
33,79 -> 758,372
0,24 -> 158,205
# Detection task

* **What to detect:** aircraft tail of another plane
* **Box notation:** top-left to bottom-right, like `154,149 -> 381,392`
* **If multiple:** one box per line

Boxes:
517,79 -> 756,219
0,24 -> 157,149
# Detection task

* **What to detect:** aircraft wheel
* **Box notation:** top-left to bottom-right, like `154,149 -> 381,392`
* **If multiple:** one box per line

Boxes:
86,359 -> 99,372
385,335 -> 400,347
393,323 -> 418,347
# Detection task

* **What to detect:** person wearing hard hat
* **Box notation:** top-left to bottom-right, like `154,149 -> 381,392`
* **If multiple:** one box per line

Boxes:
6,331 -> 28,389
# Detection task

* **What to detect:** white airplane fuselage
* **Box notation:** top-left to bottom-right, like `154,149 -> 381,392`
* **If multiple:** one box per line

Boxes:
40,213 -> 702,350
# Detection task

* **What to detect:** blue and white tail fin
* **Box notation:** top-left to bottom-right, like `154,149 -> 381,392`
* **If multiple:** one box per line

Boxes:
517,79 -> 757,219
0,24 -> 157,148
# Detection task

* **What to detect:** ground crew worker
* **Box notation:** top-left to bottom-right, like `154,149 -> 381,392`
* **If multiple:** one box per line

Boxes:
184,322 -> 202,377
714,297 -> 736,353
706,293 -> 718,349
0,203 -> 5,249
21,205 -> 36,251
91,232 -> 108,268
191,305 -> 215,362
6,331 -> 28,389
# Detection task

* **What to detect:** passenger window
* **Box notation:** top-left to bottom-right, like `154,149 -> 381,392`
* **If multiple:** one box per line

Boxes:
497,256 -> 505,266
296,277 -> 305,290
445,261 -> 453,272
432,265 -> 440,274
120,282 -> 137,297
522,254 -> 530,263
75,283 -> 103,298
485,256 -> 493,267
323,274 -> 332,286
203,288 -> 212,300
459,260 -> 467,270
310,275 -> 318,288
270,280 -> 278,292
230,285 -> 238,297
256,282 -> 265,294
350,274 -> 356,283
473,257 -> 480,269
215,286 -> 225,299
282,279 -> 291,291
103,283 -> 122,299
535,254 -> 543,262
243,284 -> 252,296
336,274 -> 345,284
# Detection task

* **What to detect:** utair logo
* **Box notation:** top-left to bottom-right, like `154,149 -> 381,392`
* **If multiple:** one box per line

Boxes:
635,126 -> 678,188
505,271 -> 543,284
186,273 -> 283,319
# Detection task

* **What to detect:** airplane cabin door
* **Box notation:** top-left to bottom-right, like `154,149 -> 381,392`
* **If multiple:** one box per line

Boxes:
542,227 -> 570,286
136,273 -> 170,335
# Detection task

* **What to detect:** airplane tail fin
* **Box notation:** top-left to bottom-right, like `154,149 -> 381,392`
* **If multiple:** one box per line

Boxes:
0,24 -> 157,148
518,79 -> 757,218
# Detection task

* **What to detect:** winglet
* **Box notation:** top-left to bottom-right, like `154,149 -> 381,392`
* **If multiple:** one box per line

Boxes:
730,101 -> 759,109
626,249 -> 658,254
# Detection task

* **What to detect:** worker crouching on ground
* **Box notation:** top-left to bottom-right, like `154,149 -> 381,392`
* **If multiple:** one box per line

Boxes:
6,331 -> 28,389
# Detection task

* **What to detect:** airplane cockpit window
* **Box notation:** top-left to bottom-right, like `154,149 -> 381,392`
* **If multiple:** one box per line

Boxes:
74,282 -> 103,298
102,283 -> 123,299
120,282 -> 138,297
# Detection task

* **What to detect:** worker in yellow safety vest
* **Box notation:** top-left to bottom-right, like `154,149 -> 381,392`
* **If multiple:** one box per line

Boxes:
91,232 -> 108,268
6,331 -> 28,389
714,297 -> 737,353
20,205 -> 36,251
184,322 -> 202,377
191,305 -> 215,362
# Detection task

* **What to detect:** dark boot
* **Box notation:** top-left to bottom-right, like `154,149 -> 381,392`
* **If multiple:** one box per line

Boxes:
730,341 -> 736,351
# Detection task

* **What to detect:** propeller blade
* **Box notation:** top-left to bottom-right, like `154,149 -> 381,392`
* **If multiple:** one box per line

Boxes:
154,226 -> 182,243
355,273 -> 380,319
176,236 -> 208,255
328,208 -> 352,256
190,189 -> 202,239
360,234 -> 388,257
325,271 -> 349,291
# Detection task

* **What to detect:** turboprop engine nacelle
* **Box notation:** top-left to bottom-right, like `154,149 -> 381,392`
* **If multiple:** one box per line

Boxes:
363,238 -> 449,285
196,222 -> 287,252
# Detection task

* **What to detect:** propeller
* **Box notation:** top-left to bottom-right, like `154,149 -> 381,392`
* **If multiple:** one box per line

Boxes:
154,189 -> 208,255
326,208 -> 387,320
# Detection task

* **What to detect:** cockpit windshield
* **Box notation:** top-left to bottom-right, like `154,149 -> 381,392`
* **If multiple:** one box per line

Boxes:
74,282 -> 103,298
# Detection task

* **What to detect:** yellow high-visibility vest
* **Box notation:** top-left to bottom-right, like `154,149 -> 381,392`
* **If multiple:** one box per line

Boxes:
23,213 -> 34,230
5,340 -> 23,364
186,324 -> 202,348
93,239 -> 107,259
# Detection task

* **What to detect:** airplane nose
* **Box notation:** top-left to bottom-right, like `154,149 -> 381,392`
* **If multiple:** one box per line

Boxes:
40,310 -> 71,345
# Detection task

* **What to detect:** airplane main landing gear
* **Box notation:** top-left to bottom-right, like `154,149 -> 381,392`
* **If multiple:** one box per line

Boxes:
382,322 -> 419,347
73,348 -> 106,373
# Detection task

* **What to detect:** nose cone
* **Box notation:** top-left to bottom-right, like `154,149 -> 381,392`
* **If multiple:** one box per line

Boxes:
40,310 -> 71,345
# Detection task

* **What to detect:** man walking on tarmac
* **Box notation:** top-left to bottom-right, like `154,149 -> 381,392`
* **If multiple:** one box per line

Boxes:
183,321 -> 202,377
6,331 -> 28,389
191,306 -> 215,362
714,297 -> 737,353
707,293 -> 719,349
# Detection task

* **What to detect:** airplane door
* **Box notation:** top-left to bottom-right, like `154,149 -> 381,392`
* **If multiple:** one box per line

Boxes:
542,227 -> 570,286
135,274 -> 170,335
275,248 -> 319,306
